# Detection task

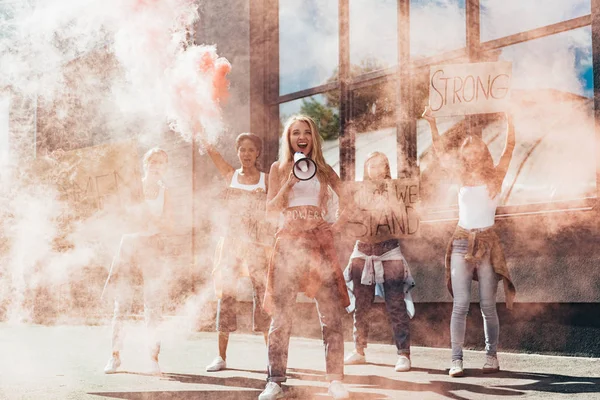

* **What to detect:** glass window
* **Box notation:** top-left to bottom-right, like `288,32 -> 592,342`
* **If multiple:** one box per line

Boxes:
417,27 -> 595,209
350,0 -> 397,71
480,0 -> 590,42
350,81 -> 397,180
496,27 -> 595,204
279,0 -> 339,95
410,0 -> 466,58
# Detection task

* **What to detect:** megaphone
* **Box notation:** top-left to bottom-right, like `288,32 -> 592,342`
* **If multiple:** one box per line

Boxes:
293,152 -> 317,181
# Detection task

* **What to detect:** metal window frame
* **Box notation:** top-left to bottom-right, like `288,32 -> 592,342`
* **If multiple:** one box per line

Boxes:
251,0 -> 600,217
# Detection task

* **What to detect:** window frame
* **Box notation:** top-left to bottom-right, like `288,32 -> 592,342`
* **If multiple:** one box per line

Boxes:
250,0 -> 600,220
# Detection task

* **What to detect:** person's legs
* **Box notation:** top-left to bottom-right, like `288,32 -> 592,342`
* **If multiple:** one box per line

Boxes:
266,240 -> 301,384
314,279 -> 345,382
350,259 -> 375,356
381,260 -> 410,356
207,282 -> 237,371
105,278 -> 134,374
247,248 -> 271,339
477,253 -> 500,372
450,240 -> 475,362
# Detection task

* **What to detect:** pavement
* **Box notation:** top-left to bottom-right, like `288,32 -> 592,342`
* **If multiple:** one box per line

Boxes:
0,322 -> 599,400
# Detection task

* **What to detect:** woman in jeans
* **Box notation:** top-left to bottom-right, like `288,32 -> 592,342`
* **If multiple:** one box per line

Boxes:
423,107 -> 517,377
258,115 -> 350,400
342,152 -> 414,372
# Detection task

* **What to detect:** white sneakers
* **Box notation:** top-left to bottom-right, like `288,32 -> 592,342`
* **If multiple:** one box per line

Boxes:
483,355 -> 500,374
104,354 -> 161,375
258,380 -> 349,399
328,380 -> 350,399
449,356 -> 500,377
103,356 -> 121,374
343,350 -> 366,365
258,382 -> 284,400
449,359 -> 464,377
394,355 -> 411,372
206,356 -> 227,372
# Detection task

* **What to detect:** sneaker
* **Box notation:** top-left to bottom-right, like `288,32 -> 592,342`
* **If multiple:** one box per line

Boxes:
103,356 -> 121,374
328,380 -> 350,399
258,382 -> 284,400
482,355 -> 500,374
343,350 -> 366,365
206,356 -> 227,372
449,359 -> 464,377
395,355 -> 411,372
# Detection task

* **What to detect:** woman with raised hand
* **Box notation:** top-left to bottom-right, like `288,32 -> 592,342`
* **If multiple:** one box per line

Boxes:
200,132 -> 271,372
422,107 -> 517,378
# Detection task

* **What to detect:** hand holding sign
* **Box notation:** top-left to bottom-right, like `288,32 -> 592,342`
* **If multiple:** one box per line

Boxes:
337,179 -> 420,243
429,61 -> 512,117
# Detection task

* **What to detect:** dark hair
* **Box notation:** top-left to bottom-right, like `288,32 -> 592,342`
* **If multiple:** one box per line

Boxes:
363,151 -> 392,181
460,136 -> 500,197
235,132 -> 263,169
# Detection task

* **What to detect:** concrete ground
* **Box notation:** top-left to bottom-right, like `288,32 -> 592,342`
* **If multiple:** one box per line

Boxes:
0,323 -> 599,400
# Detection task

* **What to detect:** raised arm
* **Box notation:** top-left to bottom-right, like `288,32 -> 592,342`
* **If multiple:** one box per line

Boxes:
422,106 -> 446,158
266,162 -> 298,214
204,143 -> 235,182
494,113 -> 516,183
193,120 -> 235,182
422,106 -> 459,175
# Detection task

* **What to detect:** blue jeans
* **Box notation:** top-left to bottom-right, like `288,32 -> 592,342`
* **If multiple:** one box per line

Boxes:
450,239 -> 499,361
350,239 -> 411,356
266,235 -> 345,383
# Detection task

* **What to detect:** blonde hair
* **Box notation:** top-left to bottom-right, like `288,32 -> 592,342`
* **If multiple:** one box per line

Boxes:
280,115 -> 330,183
143,147 -> 168,171
363,151 -> 391,181
279,114 -> 331,207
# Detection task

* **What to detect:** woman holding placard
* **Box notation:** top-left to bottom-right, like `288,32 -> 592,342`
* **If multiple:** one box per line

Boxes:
199,132 -> 271,372
422,107 -> 516,377
341,152 -> 415,372
103,147 -> 173,376
258,115 -> 350,400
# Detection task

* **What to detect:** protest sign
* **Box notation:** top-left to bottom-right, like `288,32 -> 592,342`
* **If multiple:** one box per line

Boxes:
429,61 -> 512,117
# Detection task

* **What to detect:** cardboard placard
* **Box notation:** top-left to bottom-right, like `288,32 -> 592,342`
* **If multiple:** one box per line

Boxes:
340,179 -> 419,243
222,188 -> 276,247
429,61 -> 512,117
28,141 -> 142,222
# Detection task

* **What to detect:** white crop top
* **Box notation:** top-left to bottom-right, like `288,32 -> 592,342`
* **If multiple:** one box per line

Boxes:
288,178 -> 321,208
458,185 -> 499,230
229,169 -> 266,192
145,185 -> 165,217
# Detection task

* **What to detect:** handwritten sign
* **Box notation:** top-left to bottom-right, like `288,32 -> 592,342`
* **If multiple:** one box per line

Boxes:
340,179 -> 419,243
222,188 -> 276,247
429,61 -> 512,117
28,141 -> 142,222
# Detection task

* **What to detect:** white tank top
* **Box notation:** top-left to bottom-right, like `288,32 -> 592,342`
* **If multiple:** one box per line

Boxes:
288,179 -> 321,208
145,185 -> 165,217
458,185 -> 499,230
229,169 -> 266,192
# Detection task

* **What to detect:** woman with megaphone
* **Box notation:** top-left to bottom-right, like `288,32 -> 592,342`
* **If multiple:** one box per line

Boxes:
258,115 -> 350,400
196,128 -> 272,373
